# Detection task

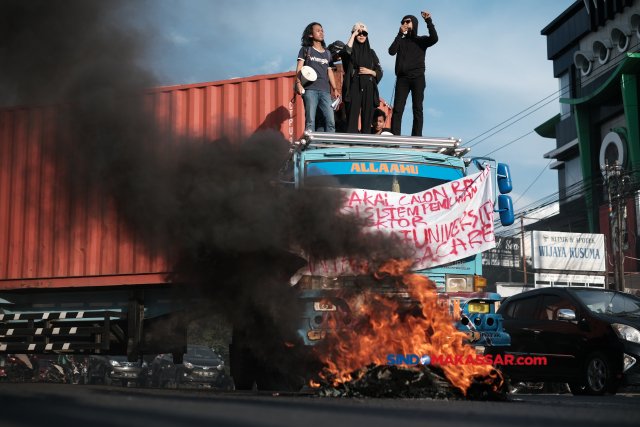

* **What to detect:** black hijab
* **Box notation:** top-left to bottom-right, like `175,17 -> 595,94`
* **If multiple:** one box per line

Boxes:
351,35 -> 374,71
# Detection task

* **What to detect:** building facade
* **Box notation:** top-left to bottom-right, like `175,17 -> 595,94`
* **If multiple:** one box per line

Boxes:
535,0 -> 640,289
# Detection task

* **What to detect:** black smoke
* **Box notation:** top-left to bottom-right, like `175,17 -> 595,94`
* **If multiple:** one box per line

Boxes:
0,0 -> 402,378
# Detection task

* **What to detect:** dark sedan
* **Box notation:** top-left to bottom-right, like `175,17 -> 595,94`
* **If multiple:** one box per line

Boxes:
156,345 -> 227,389
88,355 -> 148,387
487,287 -> 640,396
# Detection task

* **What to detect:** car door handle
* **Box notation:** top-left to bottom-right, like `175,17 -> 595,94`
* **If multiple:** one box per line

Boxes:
533,330 -> 541,335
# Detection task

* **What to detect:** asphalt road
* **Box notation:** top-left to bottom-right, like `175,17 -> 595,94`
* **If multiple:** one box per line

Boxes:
1,383 -> 639,427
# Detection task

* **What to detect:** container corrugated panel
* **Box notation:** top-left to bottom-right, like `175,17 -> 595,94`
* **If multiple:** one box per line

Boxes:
0,70 -> 391,290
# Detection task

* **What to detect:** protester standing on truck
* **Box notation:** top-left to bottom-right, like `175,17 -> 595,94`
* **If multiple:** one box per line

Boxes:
340,23 -> 383,134
296,22 -> 338,133
388,11 -> 438,136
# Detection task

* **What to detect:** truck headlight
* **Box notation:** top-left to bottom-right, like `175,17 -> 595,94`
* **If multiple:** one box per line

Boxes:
612,324 -> 640,344
445,275 -> 474,292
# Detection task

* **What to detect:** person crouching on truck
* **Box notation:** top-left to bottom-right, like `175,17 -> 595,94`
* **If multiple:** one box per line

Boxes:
296,22 -> 338,133
371,109 -> 393,135
340,23 -> 383,134
389,11 -> 438,136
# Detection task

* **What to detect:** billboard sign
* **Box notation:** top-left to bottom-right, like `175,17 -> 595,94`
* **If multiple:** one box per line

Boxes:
531,231 -> 605,272
482,236 -> 521,268
534,273 -> 606,286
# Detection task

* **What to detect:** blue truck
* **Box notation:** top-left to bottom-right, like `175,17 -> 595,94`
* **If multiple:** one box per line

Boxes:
229,132 -> 515,390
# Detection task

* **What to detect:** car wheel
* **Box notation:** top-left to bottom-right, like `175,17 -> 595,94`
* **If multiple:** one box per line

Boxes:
104,372 -> 113,386
581,352 -> 617,396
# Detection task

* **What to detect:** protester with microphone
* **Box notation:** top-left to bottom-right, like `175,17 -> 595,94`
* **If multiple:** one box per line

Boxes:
389,11 -> 438,136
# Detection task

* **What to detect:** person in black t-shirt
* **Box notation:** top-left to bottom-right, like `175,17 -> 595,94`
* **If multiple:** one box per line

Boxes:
296,22 -> 338,133
389,11 -> 438,136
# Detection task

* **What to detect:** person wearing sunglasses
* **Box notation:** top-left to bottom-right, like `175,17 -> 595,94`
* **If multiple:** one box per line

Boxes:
388,11 -> 438,136
339,23 -> 383,134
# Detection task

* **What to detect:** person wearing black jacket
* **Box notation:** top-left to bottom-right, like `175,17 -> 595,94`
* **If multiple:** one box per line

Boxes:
340,23 -> 383,134
389,11 -> 438,136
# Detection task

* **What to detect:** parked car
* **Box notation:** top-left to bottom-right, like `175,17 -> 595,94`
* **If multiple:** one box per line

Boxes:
156,345 -> 227,389
88,355 -> 148,387
487,287 -> 640,396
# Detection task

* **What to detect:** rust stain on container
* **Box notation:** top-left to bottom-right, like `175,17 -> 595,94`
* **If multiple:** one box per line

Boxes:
0,70 -> 390,290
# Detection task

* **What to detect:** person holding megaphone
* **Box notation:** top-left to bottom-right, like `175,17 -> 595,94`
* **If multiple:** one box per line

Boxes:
296,22 -> 338,133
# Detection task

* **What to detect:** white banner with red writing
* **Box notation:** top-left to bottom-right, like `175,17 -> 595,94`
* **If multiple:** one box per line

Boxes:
295,167 -> 495,280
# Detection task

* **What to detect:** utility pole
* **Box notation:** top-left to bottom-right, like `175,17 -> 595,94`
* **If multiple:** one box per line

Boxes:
605,160 -> 620,291
615,160 -> 626,292
604,160 -> 630,292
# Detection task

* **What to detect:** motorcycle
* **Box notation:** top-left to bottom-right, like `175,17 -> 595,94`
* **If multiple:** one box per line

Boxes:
46,362 -> 67,382
5,355 -> 39,382
47,359 -> 81,384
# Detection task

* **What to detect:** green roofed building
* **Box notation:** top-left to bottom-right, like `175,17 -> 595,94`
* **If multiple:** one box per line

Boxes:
536,0 -> 640,290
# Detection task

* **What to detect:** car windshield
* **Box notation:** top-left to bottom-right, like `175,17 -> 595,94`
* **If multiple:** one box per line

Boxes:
304,161 -> 463,194
186,346 -> 217,359
574,291 -> 640,316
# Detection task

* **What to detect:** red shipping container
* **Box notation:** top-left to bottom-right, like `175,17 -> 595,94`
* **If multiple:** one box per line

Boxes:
0,70 -> 391,291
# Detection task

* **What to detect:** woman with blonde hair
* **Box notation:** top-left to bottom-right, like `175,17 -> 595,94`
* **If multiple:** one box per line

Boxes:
340,23 -> 383,133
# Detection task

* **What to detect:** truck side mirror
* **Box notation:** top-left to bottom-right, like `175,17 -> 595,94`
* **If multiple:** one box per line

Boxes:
497,195 -> 514,226
497,164 -> 512,194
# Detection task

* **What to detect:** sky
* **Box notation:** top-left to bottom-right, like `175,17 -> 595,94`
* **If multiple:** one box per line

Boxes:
144,0 -> 576,209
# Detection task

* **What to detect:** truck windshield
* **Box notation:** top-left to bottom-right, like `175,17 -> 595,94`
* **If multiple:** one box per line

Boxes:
304,161 -> 463,194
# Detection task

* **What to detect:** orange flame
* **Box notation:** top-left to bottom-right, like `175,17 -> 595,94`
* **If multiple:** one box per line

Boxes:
314,259 -> 501,393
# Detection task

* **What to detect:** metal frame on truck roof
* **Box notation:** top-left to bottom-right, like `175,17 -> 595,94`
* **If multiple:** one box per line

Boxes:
301,132 -> 470,157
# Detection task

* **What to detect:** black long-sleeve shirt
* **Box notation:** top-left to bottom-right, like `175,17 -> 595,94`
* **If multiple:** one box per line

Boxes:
389,16 -> 438,78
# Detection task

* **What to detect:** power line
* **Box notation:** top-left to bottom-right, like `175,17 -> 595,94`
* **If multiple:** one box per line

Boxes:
463,42 -> 640,150
482,131 -> 535,156
513,159 -> 553,206
468,97 -> 558,148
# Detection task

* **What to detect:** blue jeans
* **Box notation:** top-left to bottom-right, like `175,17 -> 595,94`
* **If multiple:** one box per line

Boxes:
302,90 -> 335,132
